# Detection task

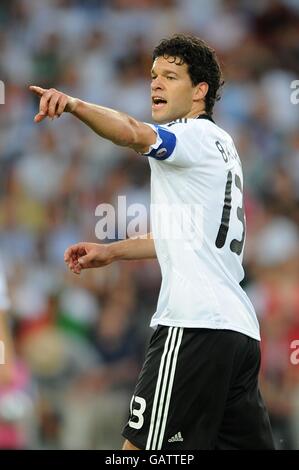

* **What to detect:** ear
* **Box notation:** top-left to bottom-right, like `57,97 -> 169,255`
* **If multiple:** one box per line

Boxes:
193,82 -> 209,102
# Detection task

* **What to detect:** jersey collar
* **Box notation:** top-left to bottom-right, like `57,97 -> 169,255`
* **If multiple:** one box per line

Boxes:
196,113 -> 215,124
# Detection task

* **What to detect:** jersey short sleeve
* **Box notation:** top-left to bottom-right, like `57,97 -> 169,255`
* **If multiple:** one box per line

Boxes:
141,120 -> 203,167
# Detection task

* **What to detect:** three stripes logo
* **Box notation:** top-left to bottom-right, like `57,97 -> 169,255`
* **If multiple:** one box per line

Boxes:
145,327 -> 184,450
168,432 -> 184,443
167,118 -> 188,127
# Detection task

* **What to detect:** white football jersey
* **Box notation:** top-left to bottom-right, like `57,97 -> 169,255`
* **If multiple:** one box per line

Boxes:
142,115 -> 260,340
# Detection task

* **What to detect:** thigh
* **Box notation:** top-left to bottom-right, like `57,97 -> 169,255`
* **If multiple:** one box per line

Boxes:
216,339 -> 275,450
122,326 -> 245,450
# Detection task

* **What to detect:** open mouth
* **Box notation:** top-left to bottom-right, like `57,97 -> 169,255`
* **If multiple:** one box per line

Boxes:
152,97 -> 167,109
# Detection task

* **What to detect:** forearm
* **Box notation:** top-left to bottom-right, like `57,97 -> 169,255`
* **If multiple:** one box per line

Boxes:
109,233 -> 156,261
71,99 -> 152,151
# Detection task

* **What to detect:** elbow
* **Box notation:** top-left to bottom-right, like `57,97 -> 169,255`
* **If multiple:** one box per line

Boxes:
113,131 -> 135,147
111,117 -> 139,148
111,116 -> 150,152
118,117 -> 141,149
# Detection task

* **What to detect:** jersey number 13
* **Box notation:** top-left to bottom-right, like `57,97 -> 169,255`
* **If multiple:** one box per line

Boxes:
215,170 -> 245,255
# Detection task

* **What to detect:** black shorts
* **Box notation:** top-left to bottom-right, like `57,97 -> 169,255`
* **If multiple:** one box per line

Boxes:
122,326 -> 275,450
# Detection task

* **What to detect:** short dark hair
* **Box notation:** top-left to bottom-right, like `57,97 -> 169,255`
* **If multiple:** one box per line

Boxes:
153,34 -> 224,116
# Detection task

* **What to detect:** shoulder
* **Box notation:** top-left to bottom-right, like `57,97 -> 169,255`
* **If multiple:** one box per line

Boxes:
190,119 -> 234,143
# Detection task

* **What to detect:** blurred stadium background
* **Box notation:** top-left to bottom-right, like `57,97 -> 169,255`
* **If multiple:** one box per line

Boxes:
0,0 -> 299,450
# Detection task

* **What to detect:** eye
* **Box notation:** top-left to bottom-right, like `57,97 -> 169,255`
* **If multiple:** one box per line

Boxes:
167,76 -> 176,80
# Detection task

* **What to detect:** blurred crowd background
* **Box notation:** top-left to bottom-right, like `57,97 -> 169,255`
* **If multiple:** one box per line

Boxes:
0,0 -> 299,450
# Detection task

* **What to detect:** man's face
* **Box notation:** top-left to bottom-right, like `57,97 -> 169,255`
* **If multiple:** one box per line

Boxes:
151,56 -> 196,123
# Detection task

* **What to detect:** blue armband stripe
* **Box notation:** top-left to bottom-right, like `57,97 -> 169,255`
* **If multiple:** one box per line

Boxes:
146,126 -> 176,160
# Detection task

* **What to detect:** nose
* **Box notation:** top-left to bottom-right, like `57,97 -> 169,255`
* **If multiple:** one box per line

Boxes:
151,76 -> 165,92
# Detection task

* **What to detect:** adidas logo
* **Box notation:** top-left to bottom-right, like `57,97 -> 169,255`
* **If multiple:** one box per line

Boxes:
168,432 -> 184,443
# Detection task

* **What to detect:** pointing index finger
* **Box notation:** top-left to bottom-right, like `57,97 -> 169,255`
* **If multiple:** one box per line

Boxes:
29,85 -> 46,97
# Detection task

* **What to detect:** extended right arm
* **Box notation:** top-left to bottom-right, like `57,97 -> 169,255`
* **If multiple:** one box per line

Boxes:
29,86 -> 156,154
64,233 -> 156,274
